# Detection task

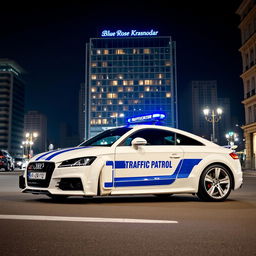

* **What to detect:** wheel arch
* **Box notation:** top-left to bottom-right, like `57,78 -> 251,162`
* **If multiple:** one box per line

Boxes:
199,162 -> 235,190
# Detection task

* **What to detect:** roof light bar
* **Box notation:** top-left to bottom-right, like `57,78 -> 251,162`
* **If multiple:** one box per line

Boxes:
127,113 -> 166,125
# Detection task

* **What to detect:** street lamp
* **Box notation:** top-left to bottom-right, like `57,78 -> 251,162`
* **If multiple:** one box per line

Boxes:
225,131 -> 239,147
23,132 -> 39,159
111,113 -> 125,126
203,107 -> 223,143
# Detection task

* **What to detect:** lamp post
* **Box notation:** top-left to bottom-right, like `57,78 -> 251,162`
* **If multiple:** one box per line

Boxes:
225,131 -> 239,147
111,113 -> 125,126
23,132 -> 38,159
203,107 -> 223,143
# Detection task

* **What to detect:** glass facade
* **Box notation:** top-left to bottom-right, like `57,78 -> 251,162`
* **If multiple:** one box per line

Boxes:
85,36 -> 178,138
0,61 -> 25,156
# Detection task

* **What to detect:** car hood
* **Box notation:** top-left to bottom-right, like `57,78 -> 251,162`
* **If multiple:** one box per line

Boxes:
29,146 -> 112,163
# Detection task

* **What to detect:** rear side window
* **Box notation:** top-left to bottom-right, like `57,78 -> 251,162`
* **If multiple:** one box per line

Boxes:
176,133 -> 204,146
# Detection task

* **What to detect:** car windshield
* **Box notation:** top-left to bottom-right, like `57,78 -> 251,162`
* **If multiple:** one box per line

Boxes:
80,127 -> 132,147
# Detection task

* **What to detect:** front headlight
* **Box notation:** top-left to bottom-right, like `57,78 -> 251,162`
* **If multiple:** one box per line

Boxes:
58,157 -> 96,168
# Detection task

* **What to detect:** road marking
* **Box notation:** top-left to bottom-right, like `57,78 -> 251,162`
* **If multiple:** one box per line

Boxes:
0,214 -> 178,224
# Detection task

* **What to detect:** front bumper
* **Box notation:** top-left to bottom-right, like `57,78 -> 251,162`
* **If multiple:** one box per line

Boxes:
21,161 -> 94,196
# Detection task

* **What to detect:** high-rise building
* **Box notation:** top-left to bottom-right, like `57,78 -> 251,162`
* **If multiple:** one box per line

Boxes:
85,30 -> 178,138
0,59 -> 25,156
192,80 -> 231,144
236,0 -> 256,168
192,80 -> 218,140
24,111 -> 47,154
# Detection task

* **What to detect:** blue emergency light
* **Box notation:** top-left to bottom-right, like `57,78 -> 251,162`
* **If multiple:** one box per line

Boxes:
127,113 -> 166,125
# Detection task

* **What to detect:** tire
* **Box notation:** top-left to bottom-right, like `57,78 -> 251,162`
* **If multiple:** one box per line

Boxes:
197,164 -> 232,202
5,163 -> 10,172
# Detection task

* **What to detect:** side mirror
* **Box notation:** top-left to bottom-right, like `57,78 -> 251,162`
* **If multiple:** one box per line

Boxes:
131,137 -> 147,148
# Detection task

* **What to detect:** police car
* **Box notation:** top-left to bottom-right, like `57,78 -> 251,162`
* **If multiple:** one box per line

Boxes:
19,114 -> 243,202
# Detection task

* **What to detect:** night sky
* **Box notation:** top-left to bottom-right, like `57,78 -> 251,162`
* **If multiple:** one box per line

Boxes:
1,0 -> 243,143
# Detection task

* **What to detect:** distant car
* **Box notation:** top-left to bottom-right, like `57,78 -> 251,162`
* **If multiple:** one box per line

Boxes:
14,157 -> 28,170
0,150 -> 15,171
19,123 -> 243,202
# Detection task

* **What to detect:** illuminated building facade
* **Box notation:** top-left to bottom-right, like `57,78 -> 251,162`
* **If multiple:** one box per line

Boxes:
85,32 -> 178,138
24,111 -> 47,154
237,0 -> 256,168
0,59 -> 25,156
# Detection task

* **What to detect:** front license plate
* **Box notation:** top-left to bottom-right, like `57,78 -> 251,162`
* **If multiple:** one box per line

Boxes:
28,172 -> 46,180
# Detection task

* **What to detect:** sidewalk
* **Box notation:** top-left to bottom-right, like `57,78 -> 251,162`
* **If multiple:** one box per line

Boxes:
242,169 -> 256,177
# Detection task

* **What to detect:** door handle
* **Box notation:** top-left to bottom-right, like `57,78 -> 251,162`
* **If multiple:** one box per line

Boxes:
169,153 -> 181,159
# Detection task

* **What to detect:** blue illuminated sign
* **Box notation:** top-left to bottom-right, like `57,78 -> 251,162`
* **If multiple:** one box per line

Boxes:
101,29 -> 159,37
127,113 -> 166,124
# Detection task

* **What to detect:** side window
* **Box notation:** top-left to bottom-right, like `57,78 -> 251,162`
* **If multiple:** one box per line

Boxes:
121,129 -> 176,146
176,133 -> 204,146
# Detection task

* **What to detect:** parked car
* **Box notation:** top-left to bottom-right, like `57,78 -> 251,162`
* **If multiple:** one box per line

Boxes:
0,150 -> 15,171
14,157 -> 28,170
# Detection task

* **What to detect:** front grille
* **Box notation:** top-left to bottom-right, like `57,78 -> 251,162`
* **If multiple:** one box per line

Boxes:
27,162 -> 55,188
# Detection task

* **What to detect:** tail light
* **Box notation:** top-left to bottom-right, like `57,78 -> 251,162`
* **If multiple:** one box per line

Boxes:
0,156 -> 5,159
230,152 -> 239,160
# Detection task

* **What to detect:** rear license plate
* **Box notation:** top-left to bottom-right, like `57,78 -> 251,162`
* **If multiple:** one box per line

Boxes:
28,172 -> 46,180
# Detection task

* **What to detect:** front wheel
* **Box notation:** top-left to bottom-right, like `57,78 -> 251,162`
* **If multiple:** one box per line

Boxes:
197,165 -> 232,202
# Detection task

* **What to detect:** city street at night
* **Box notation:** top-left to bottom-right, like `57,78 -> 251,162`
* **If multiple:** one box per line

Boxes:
0,170 -> 255,256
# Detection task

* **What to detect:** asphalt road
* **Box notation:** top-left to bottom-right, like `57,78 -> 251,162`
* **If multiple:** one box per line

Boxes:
0,170 -> 255,256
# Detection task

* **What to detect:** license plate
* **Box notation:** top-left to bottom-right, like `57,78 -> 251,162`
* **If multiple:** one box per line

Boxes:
28,172 -> 46,180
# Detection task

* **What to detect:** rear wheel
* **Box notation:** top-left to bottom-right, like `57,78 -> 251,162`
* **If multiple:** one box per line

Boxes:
197,165 -> 232,202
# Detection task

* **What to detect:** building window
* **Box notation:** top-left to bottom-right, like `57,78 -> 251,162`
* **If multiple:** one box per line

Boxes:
133,49 -> 140,54
103,50 -> 109,55
97,50 -> 101,55
157,74 -> 164,79
145,80 -> 153,85
248,106 -> 252,123
111,80 -> 118,86
144,49 -> 151,54
116,49 -> 125,54
91,87 -> 96,92
123,80 -> 128,85
102,62 -> 108,67
166,92 -> 171,98
254,105 -> 256,122
107,93 -> 117,99
125,87 -> 134,92
91,75 -> 97,80
91,62 -> 97,67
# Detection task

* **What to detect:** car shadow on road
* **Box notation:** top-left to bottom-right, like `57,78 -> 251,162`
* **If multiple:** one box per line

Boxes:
33,194 -> 238,205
